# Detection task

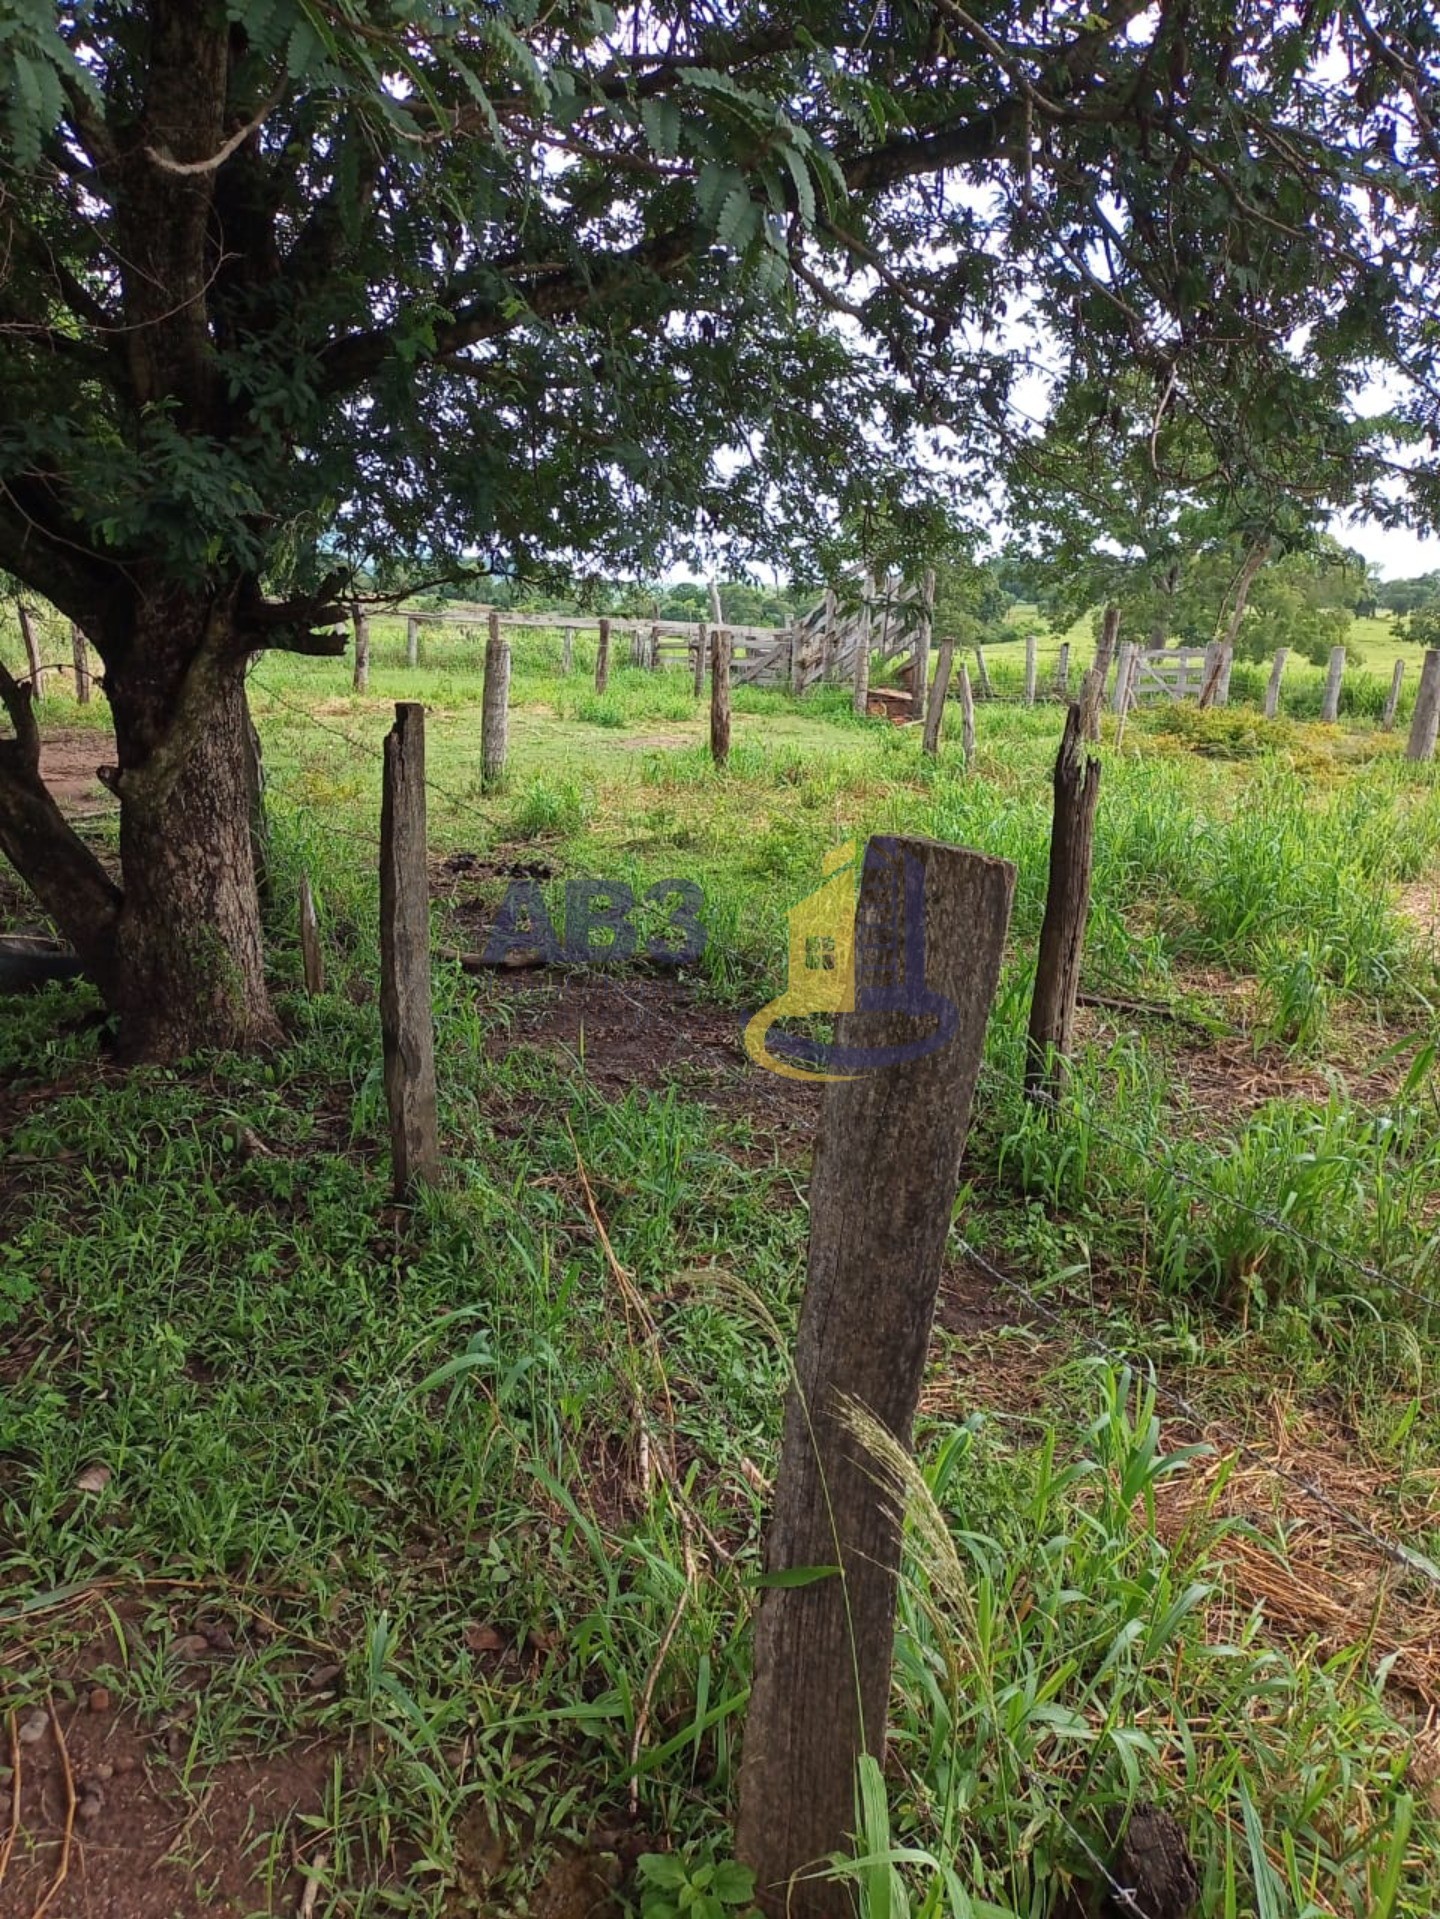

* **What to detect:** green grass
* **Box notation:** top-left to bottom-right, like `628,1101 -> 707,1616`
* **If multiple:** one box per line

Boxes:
4,629 -> 1440,1914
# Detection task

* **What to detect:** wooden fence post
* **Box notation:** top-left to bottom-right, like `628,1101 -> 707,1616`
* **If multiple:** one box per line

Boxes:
1081,605 -> 1120,739
1024,632 -> 1037,706
650,622 -> 661,670
852,578 -> 872,718
406,615 -> 420,668
298,874 -> 325,995
1383,658 -> 1405,732
1114,647 -> 1140,749
1321,645 -> 1346,723
710,624 -> 731,766
1197,639 -> 1223,709
822,587 -> 838,683
922,641 -> 954,757
1216,642 -> 1234,707
693,620 -> 708,699
957,661 -> 976,768
352,604 -> 370,693
1407,649 -> 1440,762
788,623 -> 801,697
737,837 -> 1015,1919
482,610 -> 511,793
1053,641 -> 1070,698
380,702 -> 441,1199
17,604 -> 45,697
910,567 -> 934,723
70,623 -> 91,704
595,616 -> 611,694
1025,704 -> 1101,1104
1111,641 -> 1135,714
974,647 -> 993,701
1263,648 -> 1287,720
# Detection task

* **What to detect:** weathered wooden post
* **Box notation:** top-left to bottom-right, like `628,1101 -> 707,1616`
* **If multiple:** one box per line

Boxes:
1383,658 -> 1405,732
482,610 -> 511,793
649,622 -> 661,670
788,624 -> 801,697
1024,632 -> 1038,706
406,615 -> 420,668
1406,649 -> 1440,762
852,578 -> 873,718
957,662 -> 976,768
1081,605 -> 1120,738
16,603 -> 45,698
737,836 -> 1015,1919
298,874 -> 325,996
70,623 -> 91,704
1114,646 -> 1141,749
1321,644 -> 1346,723
1198,639 -> 1223,709
1263,647 -> 1288,720
379,702 -> 441,1198
1053,641 -> 1070,698
710,624 -> 731,767
1025,704 -> 1101,1104
1216,642 -> 1234,707
1111,641 -> 1136,714
974,647 -> 993,701
693,620 -> 708,699
922,641 -> 954,758
595,616 -> 611,694
352,604 -> 370,693
822,587 -> 838,683
910,568 -> 934,722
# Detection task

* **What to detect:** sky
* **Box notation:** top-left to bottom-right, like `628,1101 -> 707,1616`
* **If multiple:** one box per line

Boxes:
1334,517 -> 1440,583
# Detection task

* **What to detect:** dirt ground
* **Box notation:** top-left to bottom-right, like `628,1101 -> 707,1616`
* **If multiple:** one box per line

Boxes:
37,731 -> 117,821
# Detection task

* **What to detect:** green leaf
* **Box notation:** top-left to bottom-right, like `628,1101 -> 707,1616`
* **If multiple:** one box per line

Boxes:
751,1563 -> 840,1589
640,97 -> 682,160
712,1861 -> 756,1905
638,1855 -> 690,1891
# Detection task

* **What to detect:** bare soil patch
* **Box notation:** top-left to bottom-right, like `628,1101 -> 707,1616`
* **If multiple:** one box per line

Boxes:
2,1692 -> 337,1919
38,730 -> 117,821
480,967 -> 822,1137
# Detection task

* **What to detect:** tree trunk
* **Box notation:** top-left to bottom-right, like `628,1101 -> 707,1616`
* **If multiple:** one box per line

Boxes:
1081,604 -> 1120,737
1218,539 -> 1270,657
0,667 -> 121,995
106,644 -> 278,1059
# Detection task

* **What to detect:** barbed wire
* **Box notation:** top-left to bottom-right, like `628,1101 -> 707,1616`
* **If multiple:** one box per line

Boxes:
248,670 -> 506,850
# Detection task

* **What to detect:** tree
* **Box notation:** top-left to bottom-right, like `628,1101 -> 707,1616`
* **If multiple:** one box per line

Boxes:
1007,361 -> 1381,651
3,3 -> 1440,1058
1383,572 -> 1440,617
1404,605 -> 1440,651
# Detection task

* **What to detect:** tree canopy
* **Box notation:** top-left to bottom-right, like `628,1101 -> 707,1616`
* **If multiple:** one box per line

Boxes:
3,0 -> 1440,1054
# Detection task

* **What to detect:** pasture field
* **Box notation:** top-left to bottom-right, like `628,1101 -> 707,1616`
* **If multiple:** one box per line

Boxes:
4,618 -> 1440,1917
